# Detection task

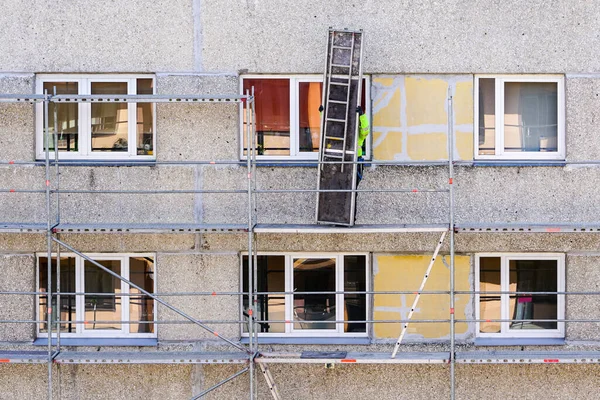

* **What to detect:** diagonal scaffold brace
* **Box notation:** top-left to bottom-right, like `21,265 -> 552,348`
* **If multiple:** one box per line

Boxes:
391,230 -> 448,358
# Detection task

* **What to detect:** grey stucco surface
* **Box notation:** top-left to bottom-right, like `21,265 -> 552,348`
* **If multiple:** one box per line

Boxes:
157,253 -> 239,341
0,75 -> 35,161
0,255 -> 35,342
0,1 -> 195,72
201,1 -> 600,74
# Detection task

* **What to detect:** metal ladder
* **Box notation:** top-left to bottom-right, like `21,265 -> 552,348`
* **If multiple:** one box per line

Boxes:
258,361 -> 282,400
319,29 -> 362,173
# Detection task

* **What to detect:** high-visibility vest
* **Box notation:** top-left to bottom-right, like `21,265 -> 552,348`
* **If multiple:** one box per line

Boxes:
357,114 -> 370,158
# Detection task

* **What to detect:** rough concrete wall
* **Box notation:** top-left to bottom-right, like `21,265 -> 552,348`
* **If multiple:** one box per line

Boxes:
0,74 -> 35,161
372,75 -> 473,161
0,255 -> 35,342
0,364 -> 191,400
200,1 -> 600,74
0,1 -> 195,72
565,255 -> 600,341
200,364 -> 600,400
157,253 -> 239,341
566,76 -> 600,161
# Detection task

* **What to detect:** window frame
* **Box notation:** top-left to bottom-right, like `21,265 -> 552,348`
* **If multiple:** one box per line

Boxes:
35,74 -> 156,161
36,252 -> 157,339
239,252 -> 370,338
239,74 -> 371,161
475,253 -> 565,339
474,75 -> 565,161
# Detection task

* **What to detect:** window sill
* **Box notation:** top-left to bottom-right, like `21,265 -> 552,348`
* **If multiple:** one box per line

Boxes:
475,338 -> 565,346
241,337 -> 371,345
34,338 -> 158,347
39,160 -> 158,167
472,160 -> 566,167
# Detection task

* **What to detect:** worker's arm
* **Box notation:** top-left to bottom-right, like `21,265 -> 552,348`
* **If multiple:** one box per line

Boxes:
357,107 -> 370,144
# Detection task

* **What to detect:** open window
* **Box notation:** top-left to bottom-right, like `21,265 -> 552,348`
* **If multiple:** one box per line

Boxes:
476,253 -> 565,338
240,75 -> 370,160
241,253 -> 368,337
36,74 -> 155,160
37,253 -> 156,338
475,76 -> 565,160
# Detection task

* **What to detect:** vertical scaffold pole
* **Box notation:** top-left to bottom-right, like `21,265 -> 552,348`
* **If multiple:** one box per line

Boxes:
245,90 -> 255,400
448,87 -> 456,400
44,91 -> 53,400
52,88 -> 61,354
250,90 -> 260,398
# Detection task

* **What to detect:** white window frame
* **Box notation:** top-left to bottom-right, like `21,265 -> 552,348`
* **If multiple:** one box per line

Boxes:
240,74 -> 371,161
475,253 -> 565,339
240,252 -> 370,338
35,74 -> 156,161
474,75 -> 565,160
36,253 -> 157,339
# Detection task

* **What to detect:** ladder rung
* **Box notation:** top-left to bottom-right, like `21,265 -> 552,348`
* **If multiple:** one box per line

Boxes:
329,81 -> 349,87
325,136 -> 344,141
324,154 -> 344,160
326,118 -> 346,123
331,63 -> 351,68
325,149 -> 355,155
328,100 -> 348,105
332,45 -> 353,50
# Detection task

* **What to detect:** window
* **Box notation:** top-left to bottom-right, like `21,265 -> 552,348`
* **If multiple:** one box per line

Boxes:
241,75 -> 370,160
37,253 -> 156,338
241,253 -> 368,337
475,76 -> 564,160
36,75 -> 155,160
476,253 -> 564,338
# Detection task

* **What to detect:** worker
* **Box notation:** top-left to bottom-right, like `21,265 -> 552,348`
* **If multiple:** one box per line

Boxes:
356,105 -> 369,186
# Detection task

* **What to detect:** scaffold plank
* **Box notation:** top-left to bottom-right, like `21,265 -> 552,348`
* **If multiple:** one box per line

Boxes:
455,224 -> 600,233
0,223 -> 47,233
456,351 -> 600,364
50,94 -> 250,103
257,352 -> 450,364
54,351 -> 250,364
0,223 -> 247,234
254,223 -> 449,234
0,351 -> 48,363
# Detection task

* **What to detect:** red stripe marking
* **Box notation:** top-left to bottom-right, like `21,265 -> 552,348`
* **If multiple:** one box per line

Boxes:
9,189 -> 15,193
341,359 -> 356,363
450,308 -> 455,314
47,308 -> 52,313
46,180 -> 50,186
449,178 -> 453,184
209,161 -> 216,164
544,359 -> 559,363
0,359 -> 10,363
248,309 -> 253,316
8,161 -> 14,165
211,291 -> 217,296
412,189 -> 418,193
240,98 -> 247,104
214,332 -> 219,336
546,228 -> 561,232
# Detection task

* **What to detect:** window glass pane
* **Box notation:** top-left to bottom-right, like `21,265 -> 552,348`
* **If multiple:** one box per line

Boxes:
509,259 -> 557,330
479,257 -> 501,333
91,82 -> 128,152
478,78 -> 495,155
243,79 -> 290,156
136,79 -> 154,155
298,82 -> 322,153
242,255 -> 285,333
38,257 -> 76,333
343,255 -> 366,333
84,260 -> 122,331
129,257 -> 154,333
293,258 -> 336,330
504,82 -> 558,153
43,82 -> 79,152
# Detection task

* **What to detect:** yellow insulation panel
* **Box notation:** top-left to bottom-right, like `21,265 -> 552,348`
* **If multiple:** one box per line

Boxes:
373,254 -> 470,339
371,75 -> 474,161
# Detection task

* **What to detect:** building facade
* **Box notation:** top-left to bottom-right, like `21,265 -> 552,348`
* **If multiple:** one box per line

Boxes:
1,1 -> 600,399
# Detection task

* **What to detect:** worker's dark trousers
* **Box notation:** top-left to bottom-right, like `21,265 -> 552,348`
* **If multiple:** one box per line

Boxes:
354,157 -> 364,223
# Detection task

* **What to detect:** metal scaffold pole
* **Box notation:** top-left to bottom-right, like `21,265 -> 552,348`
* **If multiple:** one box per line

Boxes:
245,89 -> 256,400
43,92 -> 54,400
448,87 -> 456,400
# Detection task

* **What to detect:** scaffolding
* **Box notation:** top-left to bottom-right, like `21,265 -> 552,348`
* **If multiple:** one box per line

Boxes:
1,90 -> 600,400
